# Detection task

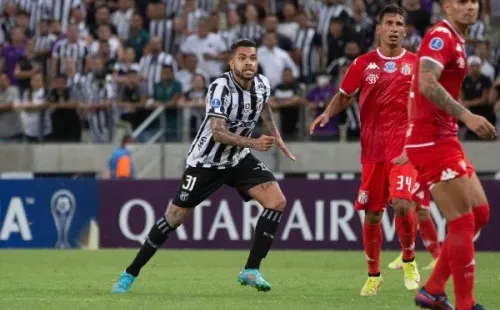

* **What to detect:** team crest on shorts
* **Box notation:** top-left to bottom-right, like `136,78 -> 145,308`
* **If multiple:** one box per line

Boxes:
401,63 -> 412,75
358,191 -> 369,204
180,191 -> 189,201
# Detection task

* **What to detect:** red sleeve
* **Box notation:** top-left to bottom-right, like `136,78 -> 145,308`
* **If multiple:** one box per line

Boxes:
339,57 -> 363,96
419,27 -> 454,68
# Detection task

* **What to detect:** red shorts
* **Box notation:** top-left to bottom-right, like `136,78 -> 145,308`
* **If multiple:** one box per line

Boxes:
355,162 -> 419,212
413,175 -> 431,211
406,138 -> 474,190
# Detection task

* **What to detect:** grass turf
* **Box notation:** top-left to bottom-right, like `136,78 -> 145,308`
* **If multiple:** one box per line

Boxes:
0,250 -> 499,310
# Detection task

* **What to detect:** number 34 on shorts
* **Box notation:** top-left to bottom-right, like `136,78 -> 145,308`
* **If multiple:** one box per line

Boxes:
355,162 -> 418,212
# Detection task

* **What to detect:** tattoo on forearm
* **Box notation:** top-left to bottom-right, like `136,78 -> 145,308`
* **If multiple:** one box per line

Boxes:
211,117 -> 253,148
261,103 -> 278,135
419,59 -> 466,120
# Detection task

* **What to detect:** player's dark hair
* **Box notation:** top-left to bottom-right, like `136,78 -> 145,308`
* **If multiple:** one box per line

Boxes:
378,4 -> 407,25
230,39 -> 257,54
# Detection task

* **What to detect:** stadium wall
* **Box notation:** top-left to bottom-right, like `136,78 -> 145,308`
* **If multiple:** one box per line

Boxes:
1,179 -> 499,250
0,142 -> 499,178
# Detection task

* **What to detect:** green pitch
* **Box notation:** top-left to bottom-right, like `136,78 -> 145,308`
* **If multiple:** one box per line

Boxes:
1,250 -> 499,310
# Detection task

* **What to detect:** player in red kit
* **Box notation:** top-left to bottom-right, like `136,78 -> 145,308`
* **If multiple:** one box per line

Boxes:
406,0 -> 496,309
310,4 -> 421,296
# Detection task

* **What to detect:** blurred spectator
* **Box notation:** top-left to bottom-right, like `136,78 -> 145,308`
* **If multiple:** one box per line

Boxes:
51,23 -> 88,80
337,63 -> 360,141
14,73 -> 51,142
107,134 -> 135,179
179,73 -> 207,138
461,56 -> 493,140
163,0 -> 183,19
278,2 -> 299,41
475,41 -> 495,81
47,74 -> 81,142
51,0 -> 85,33
15,10 -> 32,39
219,8 -> 242,50
263,15 -> 294,53
325,17 -> 350,65
149,64 -> 183,141
14,39 -> 40,96
308,72 -> 339,141
180,0 -> 208,34
0,72 -> 22,141
180,17 -> 228,82
90,5 -> 117,39
127,13 -> 150,62
117,65 -> 148,135
148,2 -> 174,53
258,31 -> 299,88
34,18 -> 58,85
269,68 -> 306,141
316,0 -> 352,45
402,20 -> 422,53
2,27 -> 26,84
0,1 -> 18,45
364,0 -> 384,20
80,57 -> 115,143
351,0 -> 374,51
139,36 -> 177,95
327,40 -> 360,81
293,11 -> 323,84
111,0 -> 135,42
467,19 -> 487,55
176,53 -> 209,92
90,24 -> 122,59
240,4 -> 264,42
403,0 -> 430,37
113,47 -> 138,86
70,4 -> 90,41
490,77 -> 500,135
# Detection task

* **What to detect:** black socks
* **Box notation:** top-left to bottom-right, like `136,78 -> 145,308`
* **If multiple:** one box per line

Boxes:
126,216 -> 175,276
245,208 -> 283,269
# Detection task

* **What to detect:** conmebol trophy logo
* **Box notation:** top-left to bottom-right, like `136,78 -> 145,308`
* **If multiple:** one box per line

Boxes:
50,189 -> 76,248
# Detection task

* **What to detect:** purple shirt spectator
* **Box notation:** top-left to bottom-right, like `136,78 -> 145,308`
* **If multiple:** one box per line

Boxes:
1,44 -> 26,84
420,0 -> 433,14
307,83 -> 339,134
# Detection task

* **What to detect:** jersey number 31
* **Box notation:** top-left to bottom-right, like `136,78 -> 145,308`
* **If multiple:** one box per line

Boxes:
182,175 -> 197,191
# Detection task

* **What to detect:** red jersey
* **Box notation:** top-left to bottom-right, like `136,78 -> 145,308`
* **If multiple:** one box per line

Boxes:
406,20 -> 467,147
340,48 -> 416,164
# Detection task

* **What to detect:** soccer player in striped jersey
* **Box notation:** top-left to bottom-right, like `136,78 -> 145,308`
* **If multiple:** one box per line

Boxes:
112,39 -> 296,294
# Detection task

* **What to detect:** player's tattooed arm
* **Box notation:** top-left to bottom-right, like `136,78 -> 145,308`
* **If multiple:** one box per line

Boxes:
261,101 -> 281,138
211,117 -> 254,148
419,58 -> 467,120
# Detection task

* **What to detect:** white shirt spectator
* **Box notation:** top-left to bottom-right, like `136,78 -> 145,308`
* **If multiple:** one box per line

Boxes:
15,88 -> 51,138
257,46 -> 299,88
111,8 -> 134,41
90,37 -> 121,58
278,22 -> 299,41
180,33 -> 227,79
481,61 -> 496,81
176,68 -> 209,92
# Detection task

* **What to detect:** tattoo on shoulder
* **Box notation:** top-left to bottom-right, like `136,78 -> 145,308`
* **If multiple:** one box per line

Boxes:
419,59 -> 466,120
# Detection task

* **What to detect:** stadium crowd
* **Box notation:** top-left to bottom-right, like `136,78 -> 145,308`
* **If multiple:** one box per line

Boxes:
0,0 -> 498,143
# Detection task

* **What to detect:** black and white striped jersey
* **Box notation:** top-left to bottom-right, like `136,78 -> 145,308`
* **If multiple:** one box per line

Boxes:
51,38 -> 88,74
186,71 -> 271,169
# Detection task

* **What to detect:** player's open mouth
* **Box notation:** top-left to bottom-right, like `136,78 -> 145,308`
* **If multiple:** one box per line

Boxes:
389,35 -> 398,40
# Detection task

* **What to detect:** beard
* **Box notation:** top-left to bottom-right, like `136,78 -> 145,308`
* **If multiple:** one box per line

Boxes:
233,67 -> 256,81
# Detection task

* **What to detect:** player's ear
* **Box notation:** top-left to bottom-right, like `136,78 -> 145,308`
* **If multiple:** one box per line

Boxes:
376,24 -> 381,36
403,26 -> 408,37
